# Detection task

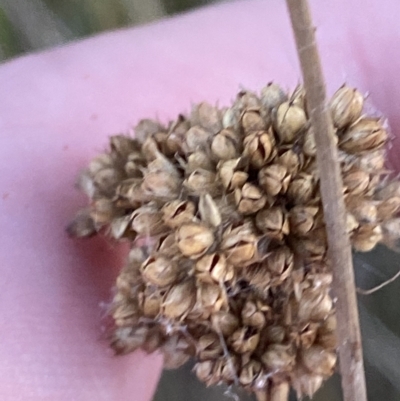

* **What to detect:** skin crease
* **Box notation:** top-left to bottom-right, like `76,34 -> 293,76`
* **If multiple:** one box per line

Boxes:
1,0 -> 400,400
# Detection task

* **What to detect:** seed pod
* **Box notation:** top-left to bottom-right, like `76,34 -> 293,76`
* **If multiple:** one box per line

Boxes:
186,151 -> 214,174
222,107 -> 241,129
354,149 -> 386,172
191,102 -> 223,134
343,169 -> 371,196
142,169 -> 182,199
267,246 -> 294,281
239,359 -> 264,389
351,223 -> 383,252
162,199 -> 196,228
131,203 -> 167,236
290,84 -> 307,110
110,215 -> 135,240
165,115 -> 190,156
124,152 -> 146,178
234,90 -> 262,110
330,85 -> 364,129
289,205 -> 321,236
141,256 -> 180,287
241,300 -> 266,329
142,287 -> 163,317
287,173 -> 315,204
67,209 -> 96,238
241,109 -> 268,133
377,197 -> 400,221
90,198 -> 116,225
243,263 -> 272,293
276,149 -> 303,175
87,153 -> 114,176
112,299 -> 140,327
265,326 -> 286,344
190,282 -> 228,319
376,181 -> 400,200
381,218 -> 400,251
340,118 -> 387,153
211,311 -> 240,336
176,223 -> 214,259
197,333 -> 223,360
185,125 -> 213,152
115,178 -> 150,208
196,253 -> 235,283
235,183 -> 267,215
162,334 -> 193,369
218,157 -> 249,191
291,367 -> 324,399
243,130 -> 276,168
162,279 -> 196,319
230,327 -> 260,354
93,167 -> 124,197
221,222 -> 259,266
199,194 -> 222,227
184,169 -> 221,196
154,233 -> 180,258
303,128 -> 317,157
110,135 -> 141,160
255,207 -> 289,240
295,289 -> 333,322
211,128 -> 242,160
261,82 -> 288,110
258,164 -> 291,196
134,118 -> 165,143
261,344 -> 295,372
111,326 -> 149,355
301,345 -> 337,376
346,197 -> 377,224
317,316 -> 337,350
274,101 -> 307,143
221,355 -> 241,384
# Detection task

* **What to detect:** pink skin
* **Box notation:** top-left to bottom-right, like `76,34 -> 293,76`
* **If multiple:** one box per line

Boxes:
1,0 -> 400,399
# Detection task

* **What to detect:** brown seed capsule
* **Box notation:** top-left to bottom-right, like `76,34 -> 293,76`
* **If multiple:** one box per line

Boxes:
274,101 -> 307,143
343,169 -> 371,196
141,256 -> 180,287
124,152 -> 146,178
87,153 -> 114,177
243,263 -> 271,293
287,173 -> 315,204
185,125 -> 213,152
191,102 -> 223,134
261,82 -> 288,110
199,194 -> 222,227
296,289 -> 333,322
221,222 -> 259,266
110,135 -> 140,159
380,218 -> 400,252
291,228 -> 328,262
184,169 -> 221,196
110,215 -> 134,240
230,327 -> 260,354
162,334 -> 193,369
141,136 -> 162,161
346,197 -> 377,224
90,198 -> 116,225
303,128 -> 317,157
162,199 -> 196,228
235,183 -> 267,215
376,181 -> 400,200
165,115 -> 190,156
354,149 -> 386,172
154,233 -> 180,258
351,223 -> 383,252
131,203 -> 167,236
176,223 -> 214,259
301,345 -> 337,376
211,311 -> 240,336
276,149 -> 303,175
112,299 -> 140,327
67,209 -> 96,238
186,151 -> 215,174
243,130 -> 276,168
111,326 -> 148,355
261,344 -> 295,372
377,197 -> 400,220
241,300 -> 266,329
255,207 -> 289,240
218,157 -> 249,191
267,246 -> 294,280
234,90 -> 262,110
162,279 -> 196,319
289,205 -> 320,236
258,164 -> 291,196
93,167 -> 123,197
195,360 -> 215,384
142,287 -> 163,317
239,359 -> 264,389
211,128 -> 242,160
190,282 -> 228,319
134,119 -> 165,143
221,355 -> 241,384
329,85 -> 364,129
290,84 -> 307,110
115,178 -> 150,208
241,109 -> 268,133
291,367 -> 324,398
265,326 -> 286,344
197,333 -> 223,360
142,170 -> 182,199
340,118 -> 387,153
196,253 -> 235,283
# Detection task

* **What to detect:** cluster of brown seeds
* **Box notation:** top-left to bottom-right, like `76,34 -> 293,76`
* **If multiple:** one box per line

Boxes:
69,83 -> 400,398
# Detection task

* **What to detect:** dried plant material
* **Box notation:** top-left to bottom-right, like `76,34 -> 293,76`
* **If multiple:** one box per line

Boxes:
68,82 -> 400,399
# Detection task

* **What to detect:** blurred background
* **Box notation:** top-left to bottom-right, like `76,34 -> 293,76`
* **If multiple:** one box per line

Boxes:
2,1 -> 400,401
0,0 -> 221,62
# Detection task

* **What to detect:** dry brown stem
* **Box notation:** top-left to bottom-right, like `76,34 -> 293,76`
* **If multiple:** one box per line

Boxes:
285,1 -> 368,401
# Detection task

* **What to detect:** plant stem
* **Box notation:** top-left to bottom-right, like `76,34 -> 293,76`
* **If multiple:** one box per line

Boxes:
285,1 -> 368,401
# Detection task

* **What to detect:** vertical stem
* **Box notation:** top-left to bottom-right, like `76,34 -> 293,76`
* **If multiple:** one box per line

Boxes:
285,1 -> 368,401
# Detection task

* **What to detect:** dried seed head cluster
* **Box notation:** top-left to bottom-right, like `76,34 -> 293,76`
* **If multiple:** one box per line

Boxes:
68,83 -> 400,398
